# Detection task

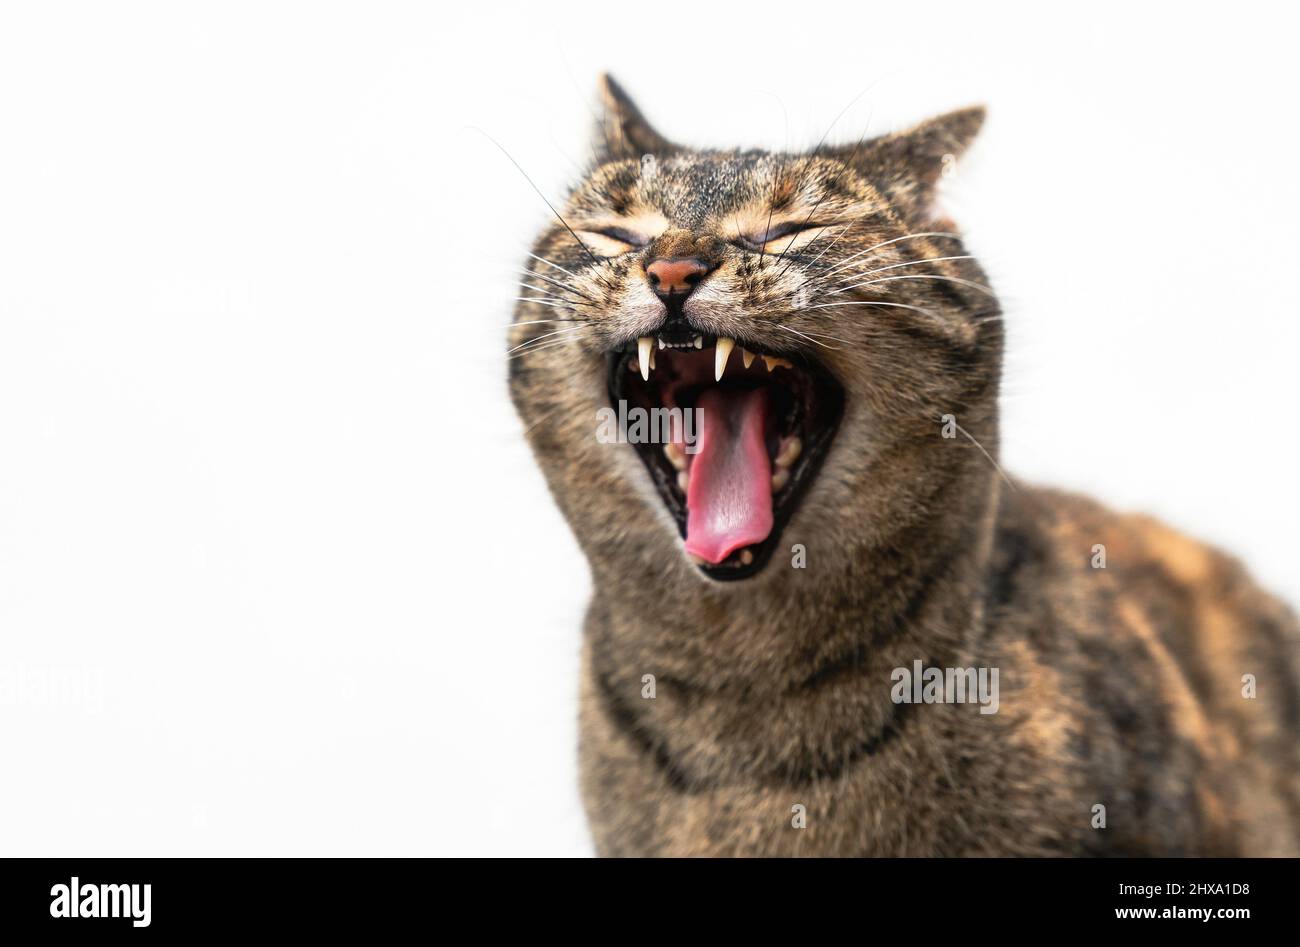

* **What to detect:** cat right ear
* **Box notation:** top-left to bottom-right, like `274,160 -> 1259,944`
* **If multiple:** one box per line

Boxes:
596,74 -> 676,162
830,106 -> 985,218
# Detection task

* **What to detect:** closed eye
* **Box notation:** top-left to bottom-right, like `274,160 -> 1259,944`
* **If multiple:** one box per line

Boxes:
739,220 -> 832,254
578,226 -> 652,257
594,226 -> 650,247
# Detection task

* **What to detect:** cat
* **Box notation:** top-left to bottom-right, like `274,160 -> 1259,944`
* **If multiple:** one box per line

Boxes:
508,75 -> 1300,856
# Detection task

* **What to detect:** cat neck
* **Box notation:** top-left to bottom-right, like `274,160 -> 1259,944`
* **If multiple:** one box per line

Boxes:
587,472 -> 1001,693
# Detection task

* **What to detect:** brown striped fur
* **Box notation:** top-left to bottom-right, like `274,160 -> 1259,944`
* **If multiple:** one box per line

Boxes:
508,76 -> 1300,856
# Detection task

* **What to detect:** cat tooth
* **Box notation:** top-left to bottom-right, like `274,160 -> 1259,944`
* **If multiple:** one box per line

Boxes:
740,549 -> 754,565
714,337 -> 735,381
677,471 -> 691,493
658,337 -> 665,349
775,436 -> 802,468
771,468 -> 790,492
663,442 -> 687,471
742,348 -> 756,369
763,355 -> 793,371
638,337 -> 653,380
694,335 -> 703,349
762,355 -> 778,372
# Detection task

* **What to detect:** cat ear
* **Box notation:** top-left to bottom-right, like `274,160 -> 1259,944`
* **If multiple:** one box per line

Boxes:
596,74 -> 676,161
835,106 -> 985,215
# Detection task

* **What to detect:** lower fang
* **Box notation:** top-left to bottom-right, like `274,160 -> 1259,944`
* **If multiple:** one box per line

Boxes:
677,471 -> 690,493
775,436 -> 802,468
771,469 -> 790,492
740,549 -> 754,565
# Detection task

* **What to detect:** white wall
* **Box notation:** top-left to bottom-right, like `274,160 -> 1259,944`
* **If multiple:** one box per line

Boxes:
1,1 -> 1296,856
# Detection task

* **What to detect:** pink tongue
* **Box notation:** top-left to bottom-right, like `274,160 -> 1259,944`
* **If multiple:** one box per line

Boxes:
684,388 -> 773,564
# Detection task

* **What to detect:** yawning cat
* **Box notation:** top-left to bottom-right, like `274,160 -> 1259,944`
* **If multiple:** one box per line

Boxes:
508,76 -> 1300,856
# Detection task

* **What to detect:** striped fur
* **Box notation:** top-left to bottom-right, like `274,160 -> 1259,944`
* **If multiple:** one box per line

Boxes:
508,76 -> 1300,856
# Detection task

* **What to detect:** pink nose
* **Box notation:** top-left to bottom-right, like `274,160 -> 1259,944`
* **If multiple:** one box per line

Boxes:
646,258 -> 710,296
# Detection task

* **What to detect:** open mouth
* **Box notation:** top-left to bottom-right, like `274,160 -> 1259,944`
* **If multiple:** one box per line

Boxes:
607,330 -> 844,580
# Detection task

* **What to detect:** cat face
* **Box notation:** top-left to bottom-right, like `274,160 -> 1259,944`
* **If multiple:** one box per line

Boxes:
510,76 -> 1001,584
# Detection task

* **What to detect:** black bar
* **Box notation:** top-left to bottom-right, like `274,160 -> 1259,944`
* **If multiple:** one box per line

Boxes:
1,857 -> 1292,934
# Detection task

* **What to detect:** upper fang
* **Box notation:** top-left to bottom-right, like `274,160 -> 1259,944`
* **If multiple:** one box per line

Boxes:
715,337 -> 735,381
638,337 -> 653,380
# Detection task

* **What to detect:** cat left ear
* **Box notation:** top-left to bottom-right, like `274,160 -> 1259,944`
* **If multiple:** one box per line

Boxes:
836,106 -> 985,213
596,74 -> 676,162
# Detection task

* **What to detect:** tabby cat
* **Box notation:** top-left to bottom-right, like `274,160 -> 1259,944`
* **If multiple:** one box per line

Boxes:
508,76 -> 1300,856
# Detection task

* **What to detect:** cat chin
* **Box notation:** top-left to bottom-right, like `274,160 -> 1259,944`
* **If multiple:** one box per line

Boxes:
604,332 -> 843,581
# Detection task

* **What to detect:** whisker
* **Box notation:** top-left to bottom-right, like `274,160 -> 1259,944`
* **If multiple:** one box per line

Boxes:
773,221 -> 855,281
947,417 -> 1017,491
760,92 -> 793,274
800,218 -> 865,272
779,325 -> 855,346
517,287 -> 590,309
506,318 -> 584,327
514,295 -> 591,311
520,400 -> 569,435
477,130 -> 629,300
818,232 -> 963,280
803,300 -> 944,319
523,249 -> 620,302
517,268 -> 595,302
526,251 -> 580,279
772,102 -> 877,275
507,324 -> 593,356
766,80 -> 878,279
775,323 -> 843,350
508,338 -> 588,361
815,83 -> 877,153
833,274 -> 996,297
838,255 -> 976,284
515,285 -> 594,306
477,128 -> 606,271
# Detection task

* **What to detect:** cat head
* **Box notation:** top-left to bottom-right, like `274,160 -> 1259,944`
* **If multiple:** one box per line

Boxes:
510,76 -> 1001,587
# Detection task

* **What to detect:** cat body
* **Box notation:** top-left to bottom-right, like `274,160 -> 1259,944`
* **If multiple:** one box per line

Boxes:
508,77 -> 1300,856
579,484 -> 1300,855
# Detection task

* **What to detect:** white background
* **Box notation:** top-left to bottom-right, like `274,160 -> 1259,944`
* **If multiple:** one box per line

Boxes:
1,2 -> 1297,856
